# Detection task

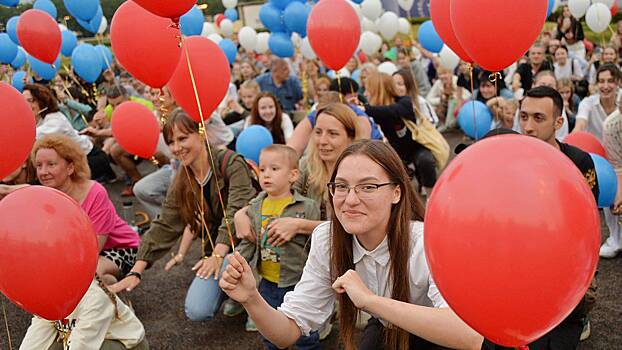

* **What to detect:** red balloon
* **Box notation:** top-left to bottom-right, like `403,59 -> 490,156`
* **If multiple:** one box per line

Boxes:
307,0 -> 361,71
564,131 -> 606,158
111,1 -> 182,88
430,0 -> 472,63
612,2 -> 619,16
215,14 -> 225,27
425,135 -> 600,347
0,186 -> 98,320
111,102 -> 161,159
450,0 -> 547,72
0,82 -> 36,180
16,9 -> 61,64
167,36 -> 231,123
132,0 -> 197,21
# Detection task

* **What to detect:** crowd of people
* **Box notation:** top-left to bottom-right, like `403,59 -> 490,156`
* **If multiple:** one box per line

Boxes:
1,6 -> 621,349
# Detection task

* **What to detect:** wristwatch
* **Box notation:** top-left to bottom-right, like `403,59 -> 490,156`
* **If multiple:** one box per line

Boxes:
126,271 -> 142,280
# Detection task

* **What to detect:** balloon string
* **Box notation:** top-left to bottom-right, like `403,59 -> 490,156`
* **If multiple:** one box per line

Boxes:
95,34 -> 112,73
179,36 -> 236,251
158,88 -> 169,125
62,64 -> 98,106
301,65 -> 309,113
179,153 -> 216,257
336,74 -> 343,103
2,297 -> 13,350
469,64 -> 478,140
489,72 -> 502,123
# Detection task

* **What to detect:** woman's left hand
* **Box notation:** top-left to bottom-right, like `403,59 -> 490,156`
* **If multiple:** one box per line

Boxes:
192,255 -> 224,280
267,218 -> 300,247
332,270 -> 375,311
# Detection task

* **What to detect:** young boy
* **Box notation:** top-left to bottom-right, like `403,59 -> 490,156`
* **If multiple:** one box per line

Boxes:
236,144 -> 321,349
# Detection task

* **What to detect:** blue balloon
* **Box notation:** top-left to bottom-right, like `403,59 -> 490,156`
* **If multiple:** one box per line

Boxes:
29,55 -> 61,81
283,2 -> 308,36
224,8 -> 238,22
219,39 -> 237,65
180,5 -> 204,37
590,154 -> 618,208
7,16 -> 20,45
269,32 -> 294,58
64,0 -> 99,21
72,44 -> 101,83
350,0 -> 363,3
12,71 -> 32,92
0,0 -> 19,6
546,0 -> 555,17
77,5 -> 103,33
418,20 -> 444,54
11,47 -> 26,69
457,101 -> 492,140
269,0 -> 290,10
96,44 -> 113,72
61,30 -> 78,57
259,3 -> 286,33
0,33 -> 18,64
34,0 -> 58,19
236,125 -> 274,164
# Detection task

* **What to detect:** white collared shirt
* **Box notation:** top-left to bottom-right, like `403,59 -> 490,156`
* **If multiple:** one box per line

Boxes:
279,221 -> 448,336
576,93 -> 621,142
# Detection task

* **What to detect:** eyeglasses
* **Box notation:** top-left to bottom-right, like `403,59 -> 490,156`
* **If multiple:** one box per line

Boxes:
327,182 -> 396,199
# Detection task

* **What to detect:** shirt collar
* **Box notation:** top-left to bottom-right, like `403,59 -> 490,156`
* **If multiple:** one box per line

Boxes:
352,235 -> 390,266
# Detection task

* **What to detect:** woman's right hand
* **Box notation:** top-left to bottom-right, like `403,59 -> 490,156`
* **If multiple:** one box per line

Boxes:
219,252 -> 258,304
109,275 -> 141,293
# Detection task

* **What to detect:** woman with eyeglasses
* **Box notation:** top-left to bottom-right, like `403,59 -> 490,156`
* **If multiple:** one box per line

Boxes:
221,140 -> 483,350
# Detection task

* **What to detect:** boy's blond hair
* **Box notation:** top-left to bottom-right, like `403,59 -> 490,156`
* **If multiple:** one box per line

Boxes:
260,144 -> 299,170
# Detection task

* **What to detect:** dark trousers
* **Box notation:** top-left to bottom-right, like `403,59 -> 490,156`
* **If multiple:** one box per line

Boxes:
359,317 -> 451,350
411,146 -> 437,188
87,145 -> 115,182
258,279 -> 320,350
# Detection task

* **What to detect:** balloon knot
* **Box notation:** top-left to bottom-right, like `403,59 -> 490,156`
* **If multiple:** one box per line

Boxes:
488,72 -> 503,83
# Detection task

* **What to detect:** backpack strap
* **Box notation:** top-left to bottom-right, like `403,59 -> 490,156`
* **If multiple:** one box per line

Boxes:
219,149 -> 236,180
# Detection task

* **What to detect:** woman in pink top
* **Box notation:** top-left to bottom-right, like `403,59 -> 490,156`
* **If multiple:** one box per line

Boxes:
32,134 -> 140,285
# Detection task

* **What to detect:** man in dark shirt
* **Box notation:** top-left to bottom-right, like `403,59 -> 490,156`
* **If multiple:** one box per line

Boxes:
513,43 -> 554,92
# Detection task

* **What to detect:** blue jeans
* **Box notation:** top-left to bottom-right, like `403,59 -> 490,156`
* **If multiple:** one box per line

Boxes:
184,258 -> 229,321
259,279 -> 321,350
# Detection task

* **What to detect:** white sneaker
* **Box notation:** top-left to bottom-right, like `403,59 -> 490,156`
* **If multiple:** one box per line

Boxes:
599,241 -> 621,258
580,319 -> 591,341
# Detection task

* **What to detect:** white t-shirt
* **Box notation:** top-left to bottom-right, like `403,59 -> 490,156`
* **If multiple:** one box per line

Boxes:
278,221 -> 448,336
243,113 -> 294,141
554,59 -> 583,81
576,94 -> 620,142
36,112 -> 93,155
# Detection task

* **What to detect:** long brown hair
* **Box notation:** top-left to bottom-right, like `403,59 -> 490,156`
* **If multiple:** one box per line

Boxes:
250,92 -> 286,144
328,140 -> 425,350
162,108 -> 207,235
365,71 -> 400,106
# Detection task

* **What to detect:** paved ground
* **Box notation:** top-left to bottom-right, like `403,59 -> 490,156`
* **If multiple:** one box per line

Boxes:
1,130 -> 621,349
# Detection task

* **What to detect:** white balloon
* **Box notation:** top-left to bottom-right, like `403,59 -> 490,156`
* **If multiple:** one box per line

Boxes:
593,0 -> 615,8
568,0 -> 590,18
586,3 -> 612,33
207,33 -> 223,44
439,45 -> 460,71
398,18 -> 411,35
361,18 -> 378,33
58,24 -> 68,32
379,11 -> 399,40
301,37 -> 316,60
361,0 -> 383,21
220,19 -> 234,37
359,31 -> 382,56
238,26 -> 257,52
98,17 -> 108,34
255,32 -> 270,54
202,22 -> 217,37
223,0 -> 238,9
397,0 -> 414,11
347,1 -> 363,20
378,61 -> 398,75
